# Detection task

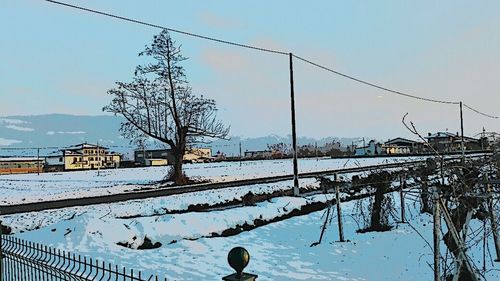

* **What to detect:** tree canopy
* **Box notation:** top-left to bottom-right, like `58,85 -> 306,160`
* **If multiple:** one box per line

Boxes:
104,30 -> 229,184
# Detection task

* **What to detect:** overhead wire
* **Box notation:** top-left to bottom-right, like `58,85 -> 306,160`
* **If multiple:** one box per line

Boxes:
44,0 -> 500,120
463,103 -> 499,119
44,0 -> 288,56
291,54 -> 460,105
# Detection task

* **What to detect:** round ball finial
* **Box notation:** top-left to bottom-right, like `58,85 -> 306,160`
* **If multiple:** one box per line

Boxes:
227,247 -> 250,278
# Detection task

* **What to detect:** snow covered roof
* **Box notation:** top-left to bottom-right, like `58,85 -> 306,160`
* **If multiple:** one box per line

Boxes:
64,151 -> 83,155
64,143 -> 109,150
425,132 -> 478,141
425,132 -> 457,139
384,137 -> 418,145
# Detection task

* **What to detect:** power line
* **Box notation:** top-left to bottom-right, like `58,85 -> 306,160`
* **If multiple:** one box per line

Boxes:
44,0 -> 500,120
292,54 -> 500,119
0,145 -> 136,151
292,54 -> 460,105
0,146 -> 60,151
463,103 -> 499,119
44,0 -> 288,56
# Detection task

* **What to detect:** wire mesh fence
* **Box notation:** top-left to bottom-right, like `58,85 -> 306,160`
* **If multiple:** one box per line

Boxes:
0,235 -> 166,281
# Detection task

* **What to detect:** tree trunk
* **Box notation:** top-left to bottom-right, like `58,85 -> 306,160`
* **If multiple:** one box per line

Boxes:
421,178 -> 432,214
368,172 -> 392,231
371,184 -> 387,230
172,148 -> 187,185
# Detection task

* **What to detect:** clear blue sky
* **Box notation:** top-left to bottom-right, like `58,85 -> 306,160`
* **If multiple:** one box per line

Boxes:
1,0 -> 499,139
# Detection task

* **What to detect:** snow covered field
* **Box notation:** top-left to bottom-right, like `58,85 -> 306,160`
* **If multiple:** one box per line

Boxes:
0,156 -> 425,204
2,173 -> 497,281
1,154 -> 496,280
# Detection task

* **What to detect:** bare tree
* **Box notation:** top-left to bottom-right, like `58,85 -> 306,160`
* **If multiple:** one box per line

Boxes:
104,30 -> 229,184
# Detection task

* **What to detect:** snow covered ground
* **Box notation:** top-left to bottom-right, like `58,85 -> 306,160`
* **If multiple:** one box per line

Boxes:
2,176 -> 497,281
0,156 -> 425,204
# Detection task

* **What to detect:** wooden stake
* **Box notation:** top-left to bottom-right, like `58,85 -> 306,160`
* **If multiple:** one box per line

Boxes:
439,199 -> 479,281
452,210 -> 473,281
433,189 -> 441,281
334,173 -> 345,242
400,173 -> 406,223
317,207 -> 331,245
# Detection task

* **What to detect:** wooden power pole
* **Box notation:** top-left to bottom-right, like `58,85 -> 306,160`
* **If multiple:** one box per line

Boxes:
37,147 -> 40,176
459,101 -> 465,164
289,53 -> 299,196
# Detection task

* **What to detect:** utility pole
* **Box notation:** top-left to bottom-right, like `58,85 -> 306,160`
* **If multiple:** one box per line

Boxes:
239,142 -> 242,167
96,141 -> 100,176
37,147 -> 40,176
315,142 -> 318,161
459,101 -> 465,164
481,127 -> 485,151
289,53 -> 299,196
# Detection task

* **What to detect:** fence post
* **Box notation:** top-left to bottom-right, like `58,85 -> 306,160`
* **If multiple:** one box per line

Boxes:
334,173 -> 345,242
400,173 -> 406,223
432,188 -> 440,281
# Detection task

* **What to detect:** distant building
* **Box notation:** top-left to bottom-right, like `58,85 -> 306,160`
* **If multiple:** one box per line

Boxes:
184,148 -> 212,163
244,150 -> 273,159
354,140 -> 383,156
44,152 -> 65,172
383,138 -> 420,154
45,143 -> 121,171
134,149 -> 174,166
134,147 -> 212,166
425,132 -> 480,152
0,157 -> 44,175
145,159 -> 169,166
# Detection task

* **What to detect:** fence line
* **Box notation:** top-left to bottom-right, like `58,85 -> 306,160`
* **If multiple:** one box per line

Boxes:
0,235 -> 166,281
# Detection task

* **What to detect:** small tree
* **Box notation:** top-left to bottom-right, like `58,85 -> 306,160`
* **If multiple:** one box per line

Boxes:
104,30 -> 229,184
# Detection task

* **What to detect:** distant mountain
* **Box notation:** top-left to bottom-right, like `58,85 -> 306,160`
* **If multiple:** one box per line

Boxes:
0,114 -> 367,158
0,114 -> 129,157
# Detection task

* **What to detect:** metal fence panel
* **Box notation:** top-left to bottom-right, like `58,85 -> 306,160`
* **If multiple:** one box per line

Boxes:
0,235 -> 166,281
